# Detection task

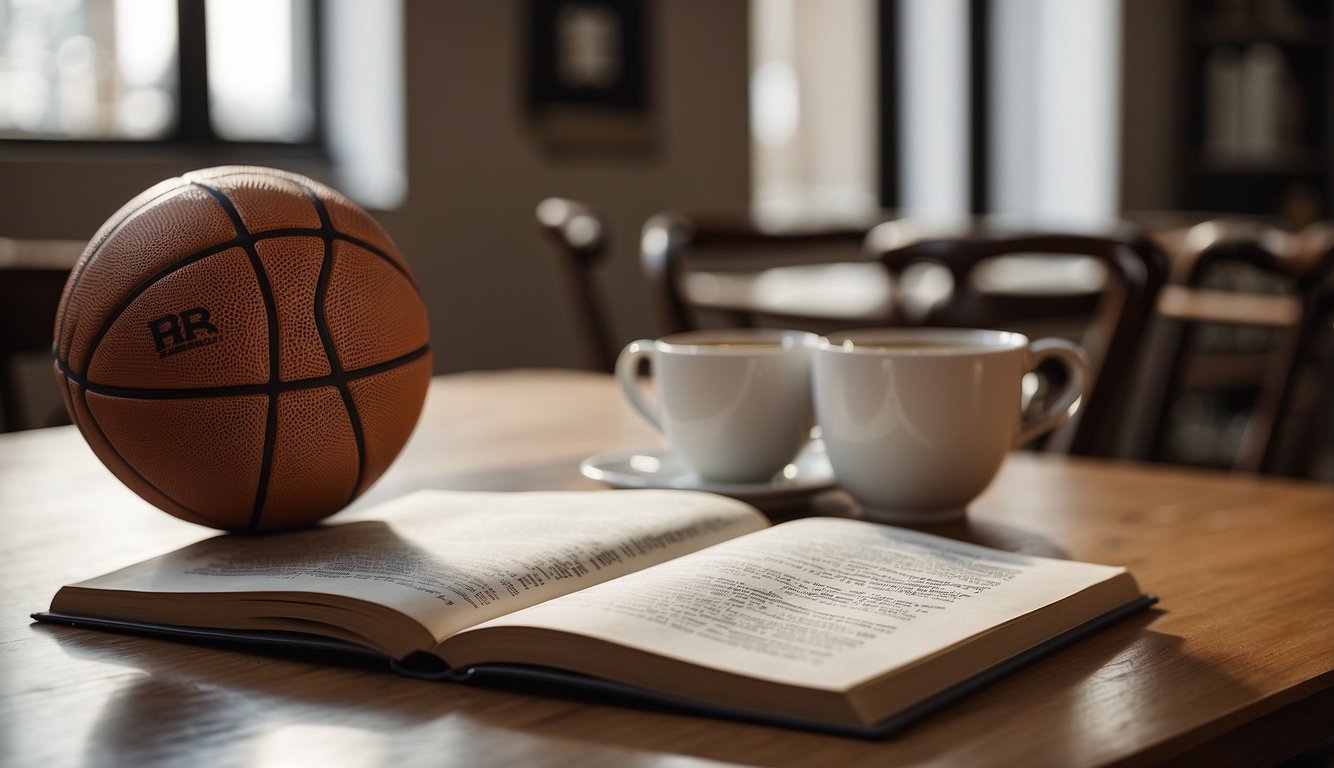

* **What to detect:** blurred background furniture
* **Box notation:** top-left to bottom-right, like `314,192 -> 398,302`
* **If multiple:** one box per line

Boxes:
1144,218 -> 1334,479
1290,276 -> 1334,480
536,198 -> 618,372
642,212 -> 1168,458
0,238 -> 82,432
640,210 -> 880,335
864,220 -> 1170,458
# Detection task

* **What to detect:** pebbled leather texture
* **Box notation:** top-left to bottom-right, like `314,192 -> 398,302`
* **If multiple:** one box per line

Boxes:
52,166 -> 431,532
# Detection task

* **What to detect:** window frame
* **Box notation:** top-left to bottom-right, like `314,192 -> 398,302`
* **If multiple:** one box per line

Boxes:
0,0 -> 327,157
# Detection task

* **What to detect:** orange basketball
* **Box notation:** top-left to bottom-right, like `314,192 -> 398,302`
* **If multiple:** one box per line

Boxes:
52,166 -> 431,532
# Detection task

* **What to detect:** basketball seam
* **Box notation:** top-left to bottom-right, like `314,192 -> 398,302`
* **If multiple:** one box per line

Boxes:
71,230 -> 412,377
178,167 -> 419,291
58,168 -> 427,531
299,182 -> 369,503
190,180 -> 282,533
77,385 -> 236,529
57,179 -> 192,361
62,266 -> 242,530
53,345 -> 429,400
59,171 -> 416,373
75,239 -> 245,375
264,226 -> 421,294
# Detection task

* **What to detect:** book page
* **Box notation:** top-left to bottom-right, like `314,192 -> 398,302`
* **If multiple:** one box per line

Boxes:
470,517 -> 1133,690
67,489 -> 767,642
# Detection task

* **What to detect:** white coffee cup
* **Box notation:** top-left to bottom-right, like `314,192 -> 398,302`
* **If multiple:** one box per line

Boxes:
812,328 -> 1089,523
615,329 -> 818,483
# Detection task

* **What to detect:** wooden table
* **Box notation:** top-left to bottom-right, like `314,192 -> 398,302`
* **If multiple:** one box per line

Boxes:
2,369 -> 1331,767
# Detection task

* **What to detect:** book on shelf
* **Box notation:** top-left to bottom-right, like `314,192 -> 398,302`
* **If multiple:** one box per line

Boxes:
34,489 -> 1154,738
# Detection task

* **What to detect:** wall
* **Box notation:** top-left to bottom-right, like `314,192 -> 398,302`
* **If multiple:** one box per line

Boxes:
0,0 -> 750,396
1119,0 -> 1184,212
394,0 -> 750,371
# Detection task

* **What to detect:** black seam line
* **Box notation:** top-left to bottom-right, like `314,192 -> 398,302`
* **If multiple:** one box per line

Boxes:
299,183 -> 369,501
55,344 -> 430,401
254,226 -> 415,288
76,239 -> 245,375
64,173 -> 407,372
76,383 -> 234,530
191,180 -> 281,532
72,228 -> 412,375
60,180 -> 194,363
250,394 -> 280,533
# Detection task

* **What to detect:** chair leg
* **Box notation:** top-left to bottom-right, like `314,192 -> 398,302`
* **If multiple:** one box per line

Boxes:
573,268 -> 617,373
1238,325 -> 1301,473
1260,294 -> 1334,478
1145,319 -> 1194,463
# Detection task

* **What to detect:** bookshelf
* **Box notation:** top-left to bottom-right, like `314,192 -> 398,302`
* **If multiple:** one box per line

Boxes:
1183,0 -> 1331,225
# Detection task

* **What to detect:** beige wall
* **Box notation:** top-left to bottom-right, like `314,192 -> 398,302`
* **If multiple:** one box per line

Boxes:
0,0 -> 750,386
392,0 -> 750,371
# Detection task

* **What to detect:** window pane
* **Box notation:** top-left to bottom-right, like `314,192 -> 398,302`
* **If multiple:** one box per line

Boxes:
205,0 -> 314,142
0,0 -> 177,139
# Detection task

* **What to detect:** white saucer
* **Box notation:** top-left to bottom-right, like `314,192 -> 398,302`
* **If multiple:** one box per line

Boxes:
580,442 -> 836,508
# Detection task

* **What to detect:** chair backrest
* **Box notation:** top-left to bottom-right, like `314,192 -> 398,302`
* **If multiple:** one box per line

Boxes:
864,220 -> 1170,458
640,212 -> 1167,457
640,210 -> 880,335
535,198 -> 617,372
1281,261 -> 1334,480
0,238 -> 83,431
1144,218 -> 1334,477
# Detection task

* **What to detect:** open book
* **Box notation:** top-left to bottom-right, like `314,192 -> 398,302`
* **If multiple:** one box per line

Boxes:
35,490 -> 1153,737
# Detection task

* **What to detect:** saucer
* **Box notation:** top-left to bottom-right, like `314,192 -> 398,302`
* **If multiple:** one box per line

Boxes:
580,442 -> 836,508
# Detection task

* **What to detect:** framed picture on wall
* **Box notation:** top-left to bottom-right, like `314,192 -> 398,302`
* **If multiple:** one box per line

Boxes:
527,0 -> 652,153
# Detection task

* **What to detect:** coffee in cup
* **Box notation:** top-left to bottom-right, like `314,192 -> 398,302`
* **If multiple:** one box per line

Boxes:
812,328 -> 1089,523
615,329 -> 818,483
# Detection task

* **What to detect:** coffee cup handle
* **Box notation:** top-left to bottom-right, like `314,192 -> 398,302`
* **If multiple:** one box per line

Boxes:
615,340 -> 663,430
1015,338 -> 1091,448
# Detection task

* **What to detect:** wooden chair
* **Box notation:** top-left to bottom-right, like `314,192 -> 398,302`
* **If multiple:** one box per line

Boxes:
640,212 -> 1168,457
1279,276 -> 1334,479
640,210 -> 881,335
1145,218 -> 1334,477
0,238 -> 83,431
863,220 -> 1170,458
536,198 -> 618,372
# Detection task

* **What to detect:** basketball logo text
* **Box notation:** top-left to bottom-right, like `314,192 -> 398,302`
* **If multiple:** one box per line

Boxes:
148,307 -> 221,358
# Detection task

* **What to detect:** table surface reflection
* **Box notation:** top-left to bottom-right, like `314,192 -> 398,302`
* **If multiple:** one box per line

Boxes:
1,369 -> 1331,768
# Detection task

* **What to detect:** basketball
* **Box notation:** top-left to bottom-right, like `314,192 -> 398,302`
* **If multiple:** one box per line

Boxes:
52,166 -> 431,532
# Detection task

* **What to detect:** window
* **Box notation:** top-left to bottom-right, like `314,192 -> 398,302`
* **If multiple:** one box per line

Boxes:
749,0 -> 879,223
888,0 -> 1122,220
0,0 -> 317,144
